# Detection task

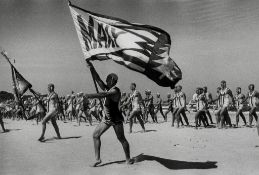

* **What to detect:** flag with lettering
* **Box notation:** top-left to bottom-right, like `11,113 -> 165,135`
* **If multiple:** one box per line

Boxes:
69,1 -> 182,88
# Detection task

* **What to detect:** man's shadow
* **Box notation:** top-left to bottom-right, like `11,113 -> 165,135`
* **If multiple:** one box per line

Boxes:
41,136 -> 82,142
1,129 -> 21,133
99,153 -> 217,170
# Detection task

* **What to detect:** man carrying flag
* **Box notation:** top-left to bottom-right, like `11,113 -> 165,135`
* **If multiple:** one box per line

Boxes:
38,83 -> 61,142
68,0 -> 182,166
85,62 -> 133,166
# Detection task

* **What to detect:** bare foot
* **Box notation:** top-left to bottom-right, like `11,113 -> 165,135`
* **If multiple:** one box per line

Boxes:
38,137 -> 45,142
90,159 -> 102,167
126,159 -> 134,165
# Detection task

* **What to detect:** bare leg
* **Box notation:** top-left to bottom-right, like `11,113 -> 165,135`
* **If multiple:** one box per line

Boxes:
51,118 -> 61,139
91,122 -> 110,167
0,116 -> 6,132
249,107 -> 258,126
205,109 -> 213,124
194,111 -> 200,128
236,109 -> 246,127
113,123 -> 133,164
159,106 -> 166,121
129,110 -> 145,133
38,112 -> 53,141
219,107 -> 227,129
172,108 -> 178,127
177,107 -> 189,126
136,113 -> 145,132
215,110 -> 220,127
38,111 -> 58,141
239,111 -> 246,125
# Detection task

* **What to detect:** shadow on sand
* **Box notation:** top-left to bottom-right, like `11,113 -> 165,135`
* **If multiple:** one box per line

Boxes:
42,136 -> 82,142
135,130 -> 157,133
1,129 -> 21,133
99,153 -> 217,170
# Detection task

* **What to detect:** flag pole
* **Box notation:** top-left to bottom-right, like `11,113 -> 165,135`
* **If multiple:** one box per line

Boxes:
1,50 -> 14,67
86,60 -> 100,93
1,51 -> 20,102
1,50 -> 27,119
29,88 -> 47,113
85,60 -> 105,114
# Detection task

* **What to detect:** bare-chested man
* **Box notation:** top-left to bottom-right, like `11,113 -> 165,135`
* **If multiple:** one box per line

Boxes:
38,84 -> 61,142
175,85 -> 189,127
164,93 -> 173,122
77,92 -> 92,126
122,83 -> 145,133
154,93 -> 166,121
144,90 -> 158,123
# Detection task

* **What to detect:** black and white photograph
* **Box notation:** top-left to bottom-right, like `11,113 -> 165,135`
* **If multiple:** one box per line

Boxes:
1,0 -> 259,174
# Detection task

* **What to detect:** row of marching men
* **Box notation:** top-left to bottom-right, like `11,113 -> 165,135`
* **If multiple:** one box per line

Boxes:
186,80 -> 259,129
0,93 -> 104,126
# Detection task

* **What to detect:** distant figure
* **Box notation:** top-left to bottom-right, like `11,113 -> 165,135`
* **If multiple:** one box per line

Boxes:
144,90 -> 157,123
234,87 -> 247,127
194,88 -> 209,128
215,80 -> 234,129
164,93 -> 173,122
244,84 -> 259,127
154,93 -> 166,121
121,83 -> 146,133
38,84 -> 61,142
203,86 -> 214,124
175,85 -> 189,127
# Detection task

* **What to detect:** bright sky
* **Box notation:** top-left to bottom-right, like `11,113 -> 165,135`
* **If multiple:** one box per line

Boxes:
1,0 -> 259,100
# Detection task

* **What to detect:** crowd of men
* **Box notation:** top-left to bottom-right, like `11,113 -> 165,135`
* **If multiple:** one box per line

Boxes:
1,80 -> 259,134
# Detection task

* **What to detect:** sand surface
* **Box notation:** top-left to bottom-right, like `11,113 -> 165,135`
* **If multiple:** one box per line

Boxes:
1,112 -> 259,175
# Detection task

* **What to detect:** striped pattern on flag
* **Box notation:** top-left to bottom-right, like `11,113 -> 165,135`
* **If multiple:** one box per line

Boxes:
69,2 -> 182,88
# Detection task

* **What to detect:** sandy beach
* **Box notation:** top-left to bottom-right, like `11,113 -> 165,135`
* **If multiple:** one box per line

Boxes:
1,112 -> 259,175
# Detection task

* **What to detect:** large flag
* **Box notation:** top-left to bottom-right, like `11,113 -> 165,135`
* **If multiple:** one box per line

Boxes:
11,65 -> 32,96
69,2 -> 182,88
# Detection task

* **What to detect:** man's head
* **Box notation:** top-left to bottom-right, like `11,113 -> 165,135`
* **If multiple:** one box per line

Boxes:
106,73 -> 118,88
196,87 -> 200,94
217,87 -> 221,93
203,86 -> 207,93
221,80 -> 226,89
177,85 -> 182,92
130,83 -> 136,91
249,84 -> 255,91
174,86 -> 178,93
236,87 -> 241,94
48,83 -> 54,93
200,88 -> 204,94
